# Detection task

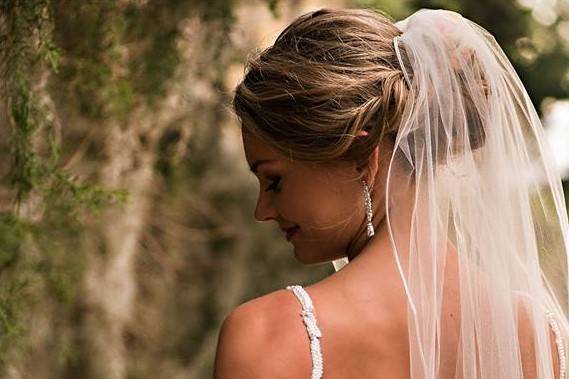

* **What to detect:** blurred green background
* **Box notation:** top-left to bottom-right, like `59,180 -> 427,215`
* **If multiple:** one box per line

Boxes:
1,0 -> 568,378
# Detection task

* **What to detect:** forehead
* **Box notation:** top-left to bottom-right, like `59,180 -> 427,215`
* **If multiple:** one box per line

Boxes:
241,129 -> 349,177
241,129 -> 322,175
241,129 -> 285,162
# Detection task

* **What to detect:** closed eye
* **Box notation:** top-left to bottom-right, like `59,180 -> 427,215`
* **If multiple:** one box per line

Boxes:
265,177 -> 281,192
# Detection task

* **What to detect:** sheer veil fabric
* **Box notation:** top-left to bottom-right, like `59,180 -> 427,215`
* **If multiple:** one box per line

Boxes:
332,9 -> 569,378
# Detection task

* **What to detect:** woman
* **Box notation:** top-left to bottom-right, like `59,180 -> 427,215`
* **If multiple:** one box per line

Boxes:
214,8 -> 569,378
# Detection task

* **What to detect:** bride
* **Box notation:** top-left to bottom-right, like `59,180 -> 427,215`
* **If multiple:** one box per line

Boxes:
214,8 -> 569,378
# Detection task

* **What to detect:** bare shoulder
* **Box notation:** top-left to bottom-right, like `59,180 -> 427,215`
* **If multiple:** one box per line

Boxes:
213,288 -> 313,379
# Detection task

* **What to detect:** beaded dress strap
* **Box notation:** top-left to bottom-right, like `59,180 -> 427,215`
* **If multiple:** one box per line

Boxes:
286,285 -> 323,379
546,310 -> 567,379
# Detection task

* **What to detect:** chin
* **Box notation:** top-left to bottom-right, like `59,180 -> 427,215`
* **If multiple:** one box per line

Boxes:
292,248 -> 307,263
292,248 -> 314,264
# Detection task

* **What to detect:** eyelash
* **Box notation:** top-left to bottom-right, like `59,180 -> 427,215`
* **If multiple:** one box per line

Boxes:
265,177 -> 281,192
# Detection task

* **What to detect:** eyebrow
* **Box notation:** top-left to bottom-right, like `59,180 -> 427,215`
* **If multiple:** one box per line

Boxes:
249,159 -> 276,173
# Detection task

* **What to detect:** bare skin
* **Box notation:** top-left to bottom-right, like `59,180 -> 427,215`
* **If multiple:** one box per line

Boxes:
213,130 -> 560,378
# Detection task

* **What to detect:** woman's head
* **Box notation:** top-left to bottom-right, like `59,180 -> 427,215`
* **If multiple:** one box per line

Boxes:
234,8 -> 409,168
234,8 -> 408,264
241,128 -> 395,264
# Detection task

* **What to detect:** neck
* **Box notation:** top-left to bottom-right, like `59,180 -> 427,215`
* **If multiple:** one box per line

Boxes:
346,212 -> 387,263
345,178 -> 417,269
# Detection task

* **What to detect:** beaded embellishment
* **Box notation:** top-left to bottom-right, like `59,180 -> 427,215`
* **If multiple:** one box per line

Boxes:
286,285 -> 323,379
546,310 -> 567,379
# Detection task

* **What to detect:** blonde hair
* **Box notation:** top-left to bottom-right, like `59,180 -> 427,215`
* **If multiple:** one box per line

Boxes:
233,8 -> 409,174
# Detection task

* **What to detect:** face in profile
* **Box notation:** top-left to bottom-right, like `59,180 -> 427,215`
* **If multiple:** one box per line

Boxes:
241,129 -> 367,265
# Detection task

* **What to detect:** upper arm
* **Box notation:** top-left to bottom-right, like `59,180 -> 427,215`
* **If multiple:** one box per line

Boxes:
214,304 -> 268,379
213,290 -> 314,379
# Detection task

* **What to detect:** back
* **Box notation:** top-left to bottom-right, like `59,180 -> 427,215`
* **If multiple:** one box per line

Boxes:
280,256 -> 564,378
216,242 -> 564,378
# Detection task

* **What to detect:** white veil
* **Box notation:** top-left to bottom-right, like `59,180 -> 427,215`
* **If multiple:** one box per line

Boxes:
333,9 -> 569,378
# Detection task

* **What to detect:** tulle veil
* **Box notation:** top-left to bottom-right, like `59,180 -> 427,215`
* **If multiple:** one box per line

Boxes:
332,9 -> 569,378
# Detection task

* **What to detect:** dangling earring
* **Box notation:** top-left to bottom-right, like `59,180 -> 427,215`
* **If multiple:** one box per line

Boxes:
362,179 -> 375,237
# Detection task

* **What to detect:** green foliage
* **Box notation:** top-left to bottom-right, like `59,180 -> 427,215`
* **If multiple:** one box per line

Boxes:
53,0 -> 132,119
1,0 -> 57,202
45,171 -> 128,218
0,0 -> 129,367
0,0 -> 243,375
265,0 -> 281,17
0,214 -> 30,270
123,2 -> 188,104
353,0 -> 413,20
0,280 -> 28,354
1,0 -> 122,207
0,215 -> 32,358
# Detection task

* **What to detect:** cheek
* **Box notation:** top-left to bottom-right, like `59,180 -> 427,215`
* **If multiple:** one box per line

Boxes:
283,175 -> 359,230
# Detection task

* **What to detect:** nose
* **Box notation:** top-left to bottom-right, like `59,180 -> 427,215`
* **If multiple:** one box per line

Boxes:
254,190 -> 278,222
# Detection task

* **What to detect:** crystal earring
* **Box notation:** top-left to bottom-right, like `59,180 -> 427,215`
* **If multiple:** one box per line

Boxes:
362,179 -> 374,237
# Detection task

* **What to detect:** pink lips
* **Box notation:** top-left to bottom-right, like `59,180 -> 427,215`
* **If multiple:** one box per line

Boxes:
285,226 -> 299,241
